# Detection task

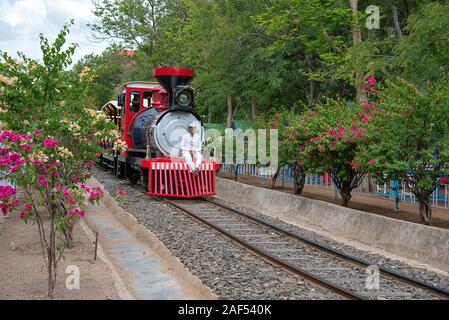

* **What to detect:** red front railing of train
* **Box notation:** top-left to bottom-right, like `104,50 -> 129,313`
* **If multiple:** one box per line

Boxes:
146,160 -> 218,198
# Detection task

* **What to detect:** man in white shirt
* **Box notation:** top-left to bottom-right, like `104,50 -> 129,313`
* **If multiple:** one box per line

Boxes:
180,122 -> 203,175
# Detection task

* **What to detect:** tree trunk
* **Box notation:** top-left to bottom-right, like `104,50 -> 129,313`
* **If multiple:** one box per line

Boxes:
47,248 -> 54,299
306,55 -> 318,108
293,166 -> 306,195
226,95 -> 233,128
391,5 -> 403,39
234,164 -> 239,182
208,106 -> 212,124
418,196 -> 432,225
349,0 -> 368,104
341,188 -> 352,207
271,167 -> 280,189
251,98 -> 258,121
63,223 -> 75,249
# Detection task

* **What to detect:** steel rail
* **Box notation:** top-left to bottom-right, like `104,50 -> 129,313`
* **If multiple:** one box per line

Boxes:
205,197 -> 449,299
162,198 -> 365,300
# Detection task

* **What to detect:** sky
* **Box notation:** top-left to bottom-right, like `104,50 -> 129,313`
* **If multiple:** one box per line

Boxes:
0,0 -> 111,66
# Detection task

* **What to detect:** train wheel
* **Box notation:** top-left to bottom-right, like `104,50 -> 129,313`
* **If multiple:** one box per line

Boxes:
130,168 -> 139,185
142,168 -> 149,192
117,162 -> 126,179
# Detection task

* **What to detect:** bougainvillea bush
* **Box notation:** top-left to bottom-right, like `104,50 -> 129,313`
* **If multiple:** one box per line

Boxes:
293,77 -> 379,207
0,130 -> 104,297
0,22 -> 119,298
357,73 -> 449,225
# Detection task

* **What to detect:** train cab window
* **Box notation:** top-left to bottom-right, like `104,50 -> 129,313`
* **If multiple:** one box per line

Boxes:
130,91 -> 140,113
143,91 -> 152,108
118,93 -> 126,117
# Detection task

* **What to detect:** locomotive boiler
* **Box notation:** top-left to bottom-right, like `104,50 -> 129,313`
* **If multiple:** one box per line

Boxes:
101,68 -> 221,198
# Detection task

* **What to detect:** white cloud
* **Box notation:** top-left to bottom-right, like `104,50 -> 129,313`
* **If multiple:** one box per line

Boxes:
0,0 -> 110,66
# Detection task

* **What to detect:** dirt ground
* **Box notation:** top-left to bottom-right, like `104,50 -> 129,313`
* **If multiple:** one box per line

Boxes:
0,213 -> 120,300
219,172 -> 449,230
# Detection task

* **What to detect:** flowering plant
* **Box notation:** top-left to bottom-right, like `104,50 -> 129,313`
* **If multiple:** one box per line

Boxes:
115,189 -> 128,204
0,22 -> 116,298
290,77 -> 379,207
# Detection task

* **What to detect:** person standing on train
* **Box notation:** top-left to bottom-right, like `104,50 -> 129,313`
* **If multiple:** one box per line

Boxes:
180,122 -> 203,175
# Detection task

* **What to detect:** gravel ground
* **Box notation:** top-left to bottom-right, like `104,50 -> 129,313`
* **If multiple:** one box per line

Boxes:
93,167 -> 342,300
93,167 -> 449,299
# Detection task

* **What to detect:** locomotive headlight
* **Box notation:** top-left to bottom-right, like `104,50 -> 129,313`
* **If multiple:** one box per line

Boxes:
175,89 -> 193,107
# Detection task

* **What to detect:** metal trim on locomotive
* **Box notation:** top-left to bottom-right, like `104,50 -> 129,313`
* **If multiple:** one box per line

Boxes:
100,68 -> 221,198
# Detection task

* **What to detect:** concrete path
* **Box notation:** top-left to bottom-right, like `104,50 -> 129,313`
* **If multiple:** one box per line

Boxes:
85,202 -> 191,300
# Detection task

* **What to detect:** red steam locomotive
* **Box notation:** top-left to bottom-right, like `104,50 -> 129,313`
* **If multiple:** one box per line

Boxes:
100,68 -> 221,198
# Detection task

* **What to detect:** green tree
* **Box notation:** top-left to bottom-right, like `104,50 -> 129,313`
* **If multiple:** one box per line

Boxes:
394,2 -> 449,84
358,74 -> 449,225
254,0 -> 354,107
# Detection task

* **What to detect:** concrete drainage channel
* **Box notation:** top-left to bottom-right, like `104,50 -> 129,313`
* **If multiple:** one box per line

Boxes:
84,177 -> 217,300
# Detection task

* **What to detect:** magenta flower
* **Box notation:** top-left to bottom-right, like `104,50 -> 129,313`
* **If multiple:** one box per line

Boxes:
37,175 -> 49,187
86,161 -> 95,169
68,209 -> 85,218
0,186 -> 17,200
117,189 -> 127,197
34,129 -> 45,135
32,160 -> 42,167
43,137 -> 59,149
368,76 -> 377,85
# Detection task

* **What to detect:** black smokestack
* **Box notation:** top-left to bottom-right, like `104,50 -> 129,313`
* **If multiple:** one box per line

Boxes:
153,68 -> 195,108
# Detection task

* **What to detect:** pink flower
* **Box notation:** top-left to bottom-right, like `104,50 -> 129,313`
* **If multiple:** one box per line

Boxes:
68,209 -> 85,218
32,160 -> 42,167
117,189 -> 127,197
86,161 -> 95,169
88,187 -> 104,202
9,153 -> 20,161
19,143 -> 32,152
43,137 -> 59,149
368,159 -> 376,165
368,76 -> 377,85
352,163 -> 362,170
0,186 -> 16,200
19,211 -> 26,219
34,129 -> 44,135
37,175 -> 49,187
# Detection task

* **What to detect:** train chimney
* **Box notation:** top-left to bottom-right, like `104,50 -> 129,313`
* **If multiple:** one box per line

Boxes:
153,68 -> 195,109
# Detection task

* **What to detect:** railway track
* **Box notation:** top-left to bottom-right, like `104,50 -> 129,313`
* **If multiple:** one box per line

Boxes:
162,197 -> 449,300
